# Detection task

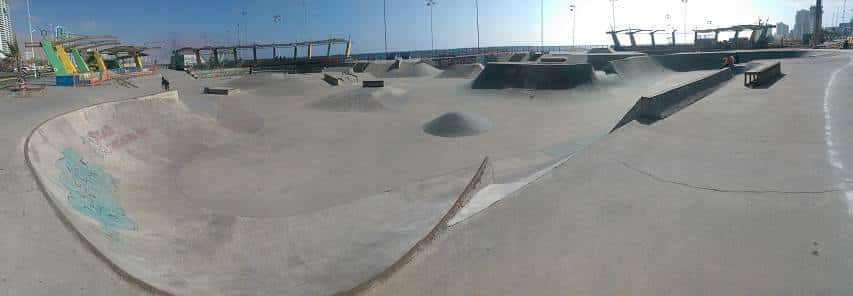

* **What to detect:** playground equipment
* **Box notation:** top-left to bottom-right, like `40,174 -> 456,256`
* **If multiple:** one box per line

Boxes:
25,34 -> 156,87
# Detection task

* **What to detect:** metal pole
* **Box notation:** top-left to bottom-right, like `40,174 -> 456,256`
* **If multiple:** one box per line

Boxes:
682,0 -> 688,43
426,0 -> 436,56
610,0 -> 617,31
431,5 -> 434,55
475,0 -> 480,51
384,0 -> 388,57
570,4 -> 576,47
26,0 -> 37,78
540,0 -> 544,52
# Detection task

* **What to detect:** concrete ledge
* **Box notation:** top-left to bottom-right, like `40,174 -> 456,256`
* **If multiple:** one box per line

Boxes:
612,68 -> 734,132
745,61 -> 782,88
190,68 -> 250,79
472,62 -> 594,90
323,73 -> 342,86
203,87 -> 240,95
363,80 -> 385,88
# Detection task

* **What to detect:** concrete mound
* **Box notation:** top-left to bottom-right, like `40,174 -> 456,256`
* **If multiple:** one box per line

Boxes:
423,112 -> 493,137
364,60 -> 442,78
437,63 -> 484,79
308,86 -> 409,112
225,72 -> 324,96
471,62 -> 594,90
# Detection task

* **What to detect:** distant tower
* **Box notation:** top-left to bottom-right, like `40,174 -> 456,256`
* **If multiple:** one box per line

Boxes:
0,0 -> 12,55
813,0 -> 823,46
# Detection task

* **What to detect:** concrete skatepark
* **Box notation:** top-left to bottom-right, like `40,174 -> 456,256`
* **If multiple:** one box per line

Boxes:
3,48 -> 853,295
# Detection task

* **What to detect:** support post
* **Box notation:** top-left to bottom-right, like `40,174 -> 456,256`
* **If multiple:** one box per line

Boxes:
608,32 -> 621,49
693,31 -> 698,44
232,48 -> 238,62
195,50 -> 202,66
326,40 -> 332,57
253,45 -> 258,61
213,49 -> 220,65
272,47 -> 277,59
293,46 -> 297,60
628,33 -> 637,47
307,44 -> 313,60
345,40 -> 352,58
672,30 -> 677,46
650,33 -> 656,47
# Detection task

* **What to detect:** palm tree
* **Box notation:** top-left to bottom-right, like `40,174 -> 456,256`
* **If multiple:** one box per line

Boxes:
5,36 -> 28,90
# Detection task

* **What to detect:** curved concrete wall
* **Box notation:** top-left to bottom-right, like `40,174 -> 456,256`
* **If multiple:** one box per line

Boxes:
25,91 -> 480,295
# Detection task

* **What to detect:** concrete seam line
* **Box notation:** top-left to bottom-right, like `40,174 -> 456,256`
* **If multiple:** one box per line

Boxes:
24,91 -> 180,296
618,160 -> 841,196
336,156 -> 493,296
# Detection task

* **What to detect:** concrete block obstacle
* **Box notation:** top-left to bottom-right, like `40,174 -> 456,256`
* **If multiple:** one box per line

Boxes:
323,72 -> 343,86
203,87 -> 240,95
611,67 -> 734,132
363,80 -> 385,88
744,61 -> 782,88
471,62 -> 594,90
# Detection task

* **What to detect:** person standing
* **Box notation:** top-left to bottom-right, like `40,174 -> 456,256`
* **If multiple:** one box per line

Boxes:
161,76 -> 170,91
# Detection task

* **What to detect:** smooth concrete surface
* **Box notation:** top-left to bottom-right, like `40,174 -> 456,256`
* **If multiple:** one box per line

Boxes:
3,49 -> 845,295
16,57 -> 691,295
356,52 -> 853,295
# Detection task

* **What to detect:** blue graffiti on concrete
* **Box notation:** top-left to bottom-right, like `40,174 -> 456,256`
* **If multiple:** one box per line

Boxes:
56,148 -> 137,240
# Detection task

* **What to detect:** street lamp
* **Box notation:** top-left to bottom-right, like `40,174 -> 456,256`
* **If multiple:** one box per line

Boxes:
610,0 -> 618,31
569,3 -> 576,47
383,0 -> 389,57
540,0 -> 544,52
475,0 -> 480,52
426,0 -> 437,56
25,0 -> 36,78
682,0 -> 688,43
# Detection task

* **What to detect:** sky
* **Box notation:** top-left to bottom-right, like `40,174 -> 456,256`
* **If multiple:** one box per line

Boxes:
6,0 -> 853,57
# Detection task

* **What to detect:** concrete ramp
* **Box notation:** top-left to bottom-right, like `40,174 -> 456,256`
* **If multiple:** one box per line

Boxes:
24,91 -> 481,295
471,63 -> 594,90
362,60 -> 442,78
436,63 -> 484,79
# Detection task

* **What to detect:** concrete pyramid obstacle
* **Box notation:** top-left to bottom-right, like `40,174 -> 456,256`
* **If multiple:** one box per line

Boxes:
423,112 -> 493,137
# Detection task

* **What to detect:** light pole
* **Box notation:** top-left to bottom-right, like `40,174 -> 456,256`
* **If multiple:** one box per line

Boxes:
426,0 -> 437,56
475,0 -> 480,52
540,0 -> 544,52
569,3 -> 576,47
383,0 -> 388,57
682,0 -> 688,43
303,0 -> 309,41
610,0 -> 617,31
26,0 -> 36,78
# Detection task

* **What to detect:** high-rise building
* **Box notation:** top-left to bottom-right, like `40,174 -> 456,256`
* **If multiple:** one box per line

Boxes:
776,22 -> 789,38
0,0 -> 13,56
793,9 -> 812,39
